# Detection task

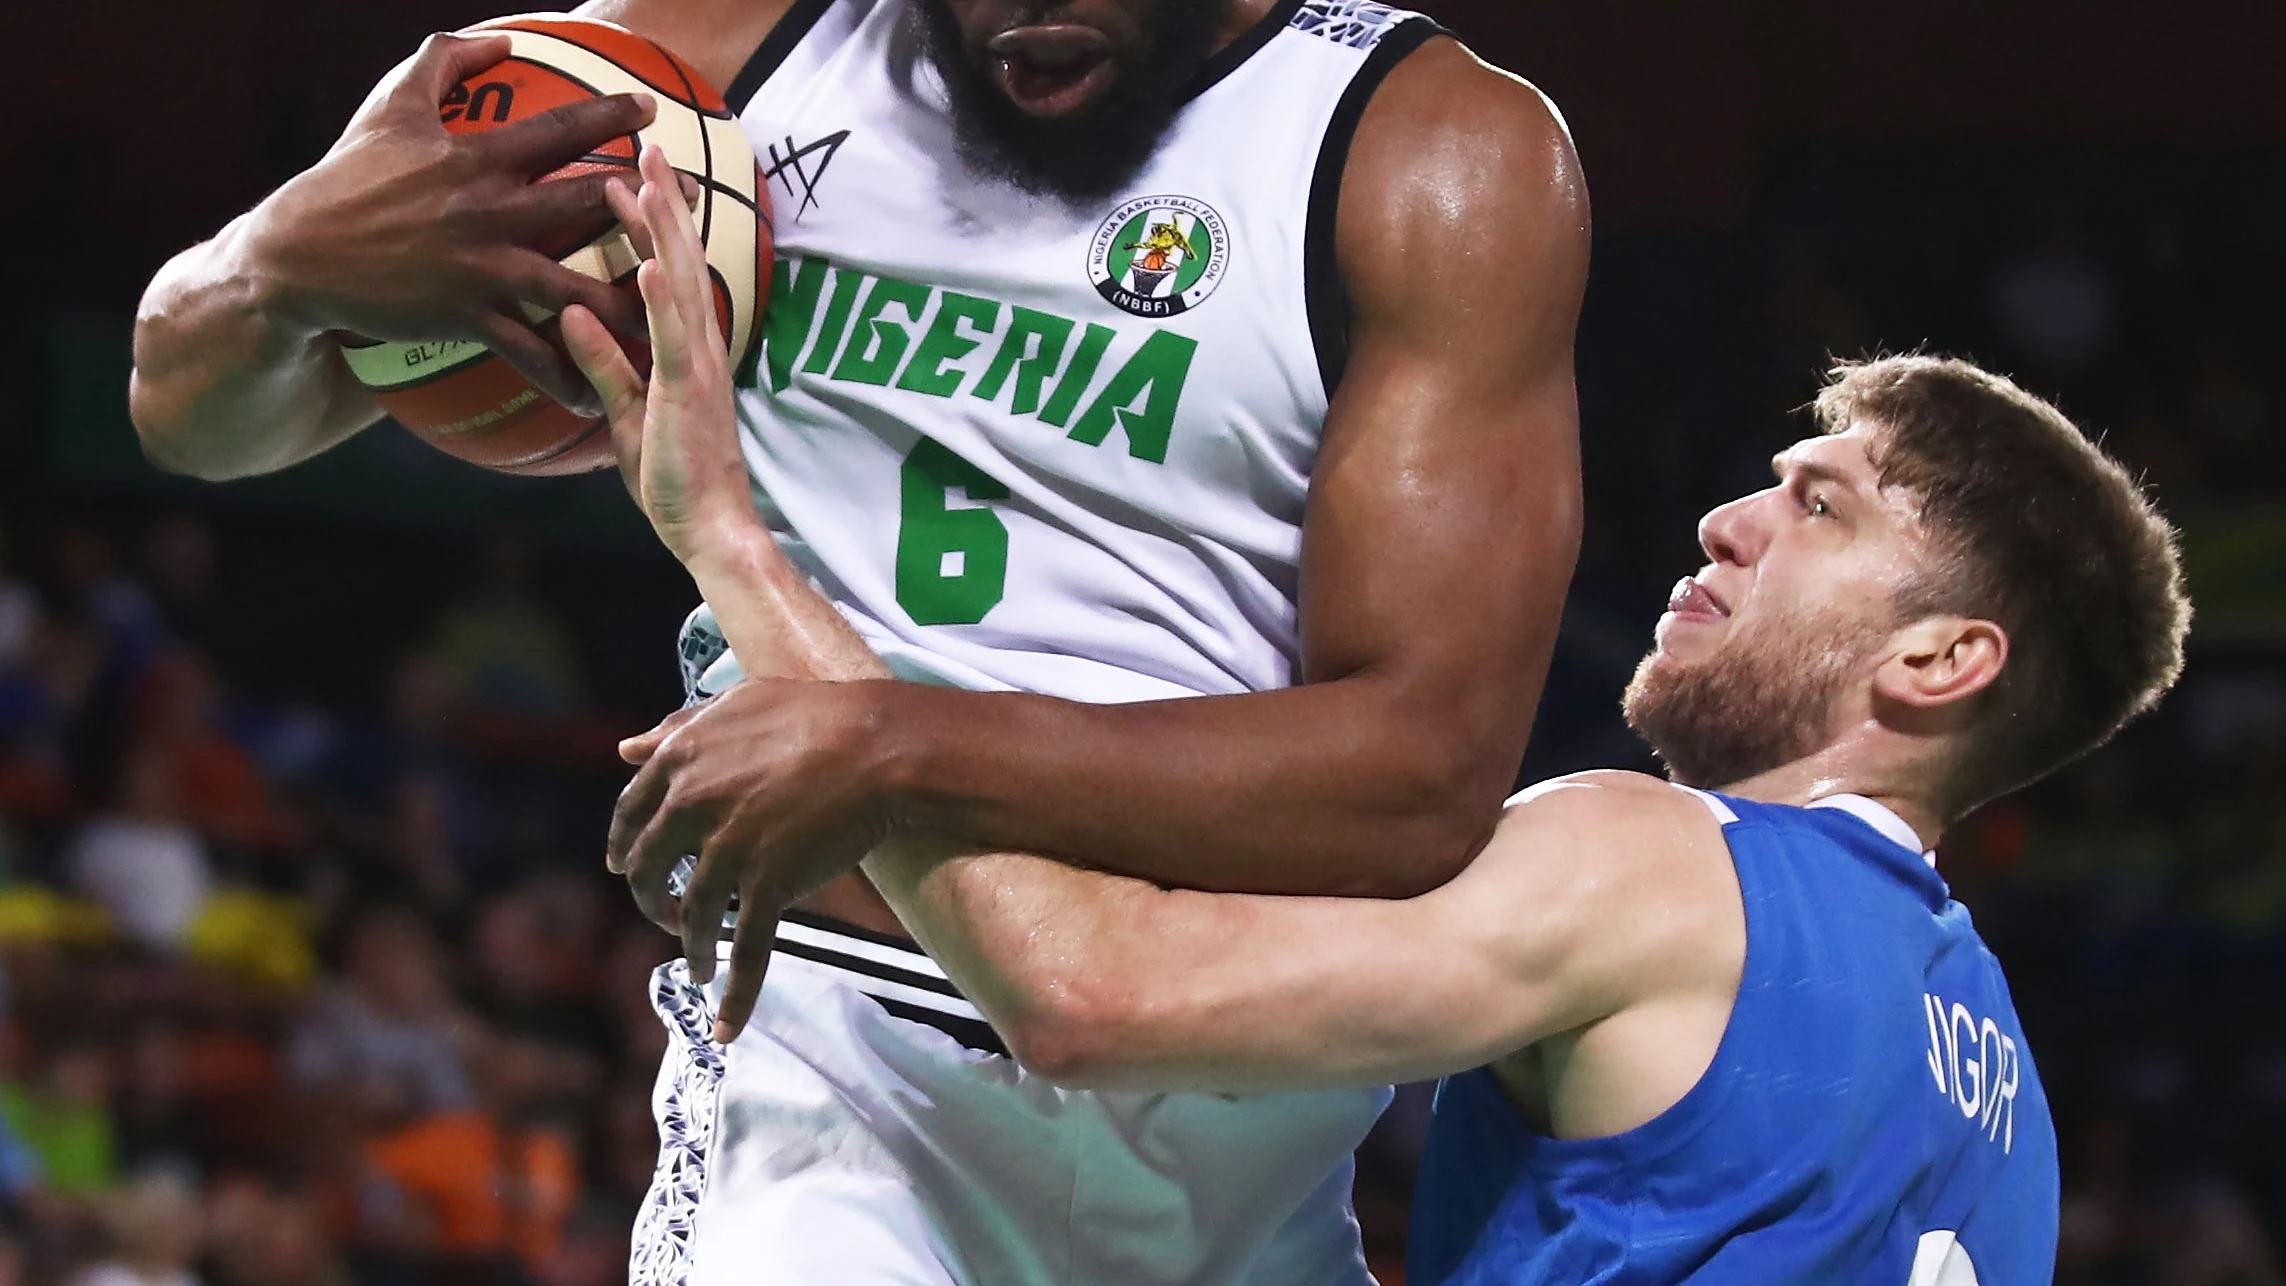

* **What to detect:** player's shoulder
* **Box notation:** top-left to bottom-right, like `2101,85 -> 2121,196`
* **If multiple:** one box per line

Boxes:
1335,34 -> 1587,318
1503,769 -> 1720,828
1343,36 -> 1585,236
1493,771 -> 1736,894
1484,771 -> 1745,993
1434,772 -> 1741,1020
1376,36 -> 1575,156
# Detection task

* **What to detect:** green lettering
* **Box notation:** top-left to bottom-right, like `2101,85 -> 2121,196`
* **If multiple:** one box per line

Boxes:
1037,323 -> 1116,428
972,307 -> 1075,416
895,292 -> 1001,398
801,267 -> 867,375
1068,331 -> 1196,463
756,256 -> 830,392
831,277 -> 933,386
896,439 -> 1011,625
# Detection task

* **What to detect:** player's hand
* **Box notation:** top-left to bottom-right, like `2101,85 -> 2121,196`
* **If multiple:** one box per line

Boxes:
563,144 -> 757,562
610,679 -> 896,1043
246,31 -> 652,416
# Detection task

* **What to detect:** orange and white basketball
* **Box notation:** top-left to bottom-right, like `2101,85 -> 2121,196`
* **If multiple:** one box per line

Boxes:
337,15 -> 771,476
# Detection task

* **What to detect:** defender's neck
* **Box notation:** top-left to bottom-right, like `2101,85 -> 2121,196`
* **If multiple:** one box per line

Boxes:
1714,743 -> 1944,855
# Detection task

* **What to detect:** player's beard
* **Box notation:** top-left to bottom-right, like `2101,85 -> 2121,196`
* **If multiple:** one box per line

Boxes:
1621,601 -> 1884,791
911,0 -> 1230,204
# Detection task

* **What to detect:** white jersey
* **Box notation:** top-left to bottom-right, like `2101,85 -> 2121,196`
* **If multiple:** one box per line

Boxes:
639,3 -> 1445,1283
635,922 -> 1391,1286
728,0 -> 1440,702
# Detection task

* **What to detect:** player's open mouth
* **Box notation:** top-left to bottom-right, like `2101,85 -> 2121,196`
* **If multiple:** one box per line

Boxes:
988,25 -> 1117,117
1665,576 -> 1729,623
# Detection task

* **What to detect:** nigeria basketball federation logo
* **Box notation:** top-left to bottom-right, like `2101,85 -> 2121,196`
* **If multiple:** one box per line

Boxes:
1089,195 -> 1230,318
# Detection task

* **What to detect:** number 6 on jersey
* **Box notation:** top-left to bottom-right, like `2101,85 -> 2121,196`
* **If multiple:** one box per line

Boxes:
895,439 -> 1009,625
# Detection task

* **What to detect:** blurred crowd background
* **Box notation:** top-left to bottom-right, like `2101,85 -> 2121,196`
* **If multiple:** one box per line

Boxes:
6,1 -> 2284,1283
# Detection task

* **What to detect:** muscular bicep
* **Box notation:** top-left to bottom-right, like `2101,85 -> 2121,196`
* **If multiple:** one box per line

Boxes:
1298,41 -> 1590,880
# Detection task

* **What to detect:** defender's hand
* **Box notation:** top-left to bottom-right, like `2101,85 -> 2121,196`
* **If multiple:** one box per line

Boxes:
564,144 -> 757,562
248,31 -> 652,416
610,679 -> 895,1043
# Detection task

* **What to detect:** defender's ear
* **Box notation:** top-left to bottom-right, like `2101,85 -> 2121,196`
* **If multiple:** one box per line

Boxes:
1875,617 -> 2008,710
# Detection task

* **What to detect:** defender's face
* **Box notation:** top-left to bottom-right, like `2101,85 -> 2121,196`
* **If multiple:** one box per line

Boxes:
1656,424 -> 1931,671
1622,423 -> 1945,787
932,0 -> 1167,118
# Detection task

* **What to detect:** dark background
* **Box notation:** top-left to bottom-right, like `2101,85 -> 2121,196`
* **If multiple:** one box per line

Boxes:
3,2 -> 2284,1283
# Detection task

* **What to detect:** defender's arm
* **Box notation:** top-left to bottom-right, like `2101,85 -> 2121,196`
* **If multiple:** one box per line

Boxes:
633,512 -> 1719,1074
617,42 -> 1590,901
863,773 -> 1731,1093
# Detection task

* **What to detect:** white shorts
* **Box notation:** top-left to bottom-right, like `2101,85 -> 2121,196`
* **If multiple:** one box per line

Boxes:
630,911 -> 1389,1286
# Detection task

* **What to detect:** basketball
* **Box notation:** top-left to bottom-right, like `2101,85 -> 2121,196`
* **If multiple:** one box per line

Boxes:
336,15 -> 771,476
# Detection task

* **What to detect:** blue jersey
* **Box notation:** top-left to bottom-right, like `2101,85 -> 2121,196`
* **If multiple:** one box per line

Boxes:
1408,792 -> 2058,1285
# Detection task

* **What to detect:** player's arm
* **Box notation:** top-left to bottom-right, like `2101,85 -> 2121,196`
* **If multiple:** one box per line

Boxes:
130,225 -> 386,481
864,773 -> 1733,1093
126,0 -> 778,482
632,539 -> 1690,1078
613,42 -> 1590,902
854,41 -> 1589,898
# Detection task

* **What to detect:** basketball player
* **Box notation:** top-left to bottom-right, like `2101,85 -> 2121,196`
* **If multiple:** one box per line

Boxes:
127,0 -> 1587,1281
594,178 -> 2179,1280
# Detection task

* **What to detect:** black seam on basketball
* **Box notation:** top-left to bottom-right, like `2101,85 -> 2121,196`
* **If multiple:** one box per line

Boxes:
557,223 -> 644,285
628,21 -> 725,257
727,0 -> 838,113
1183,0 -> 1307,103
662,44 -> 711,122
695,176 -> 758,214
592,164 -> 757,212
734,177 -> 769,378
493,53 -> 602,99
479,52 -> 644,187
689,69 -> 717,251
499,23 -> 711,111
1303,17 -> 1445,398
706,262 -> 734,350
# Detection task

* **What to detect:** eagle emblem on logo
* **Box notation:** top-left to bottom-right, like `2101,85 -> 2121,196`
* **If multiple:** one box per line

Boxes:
1088,195 -> 1230,318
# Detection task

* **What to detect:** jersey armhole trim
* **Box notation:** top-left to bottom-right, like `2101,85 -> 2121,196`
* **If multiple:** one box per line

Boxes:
1302,16 -> 1447,398
1675,786 -> 1740,826
726,0 -> 840,112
